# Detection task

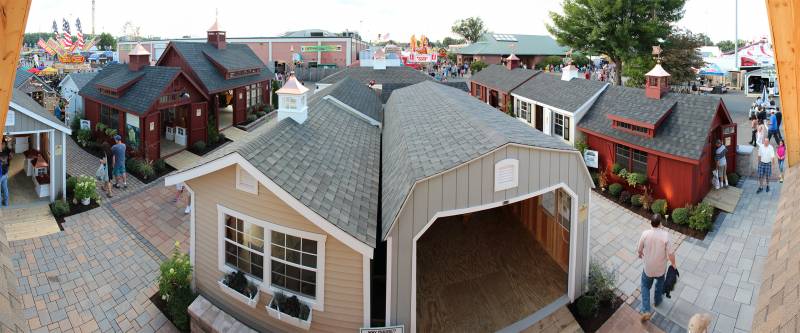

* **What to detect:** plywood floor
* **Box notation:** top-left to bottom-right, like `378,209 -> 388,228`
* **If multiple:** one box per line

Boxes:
416,207 -> 568,333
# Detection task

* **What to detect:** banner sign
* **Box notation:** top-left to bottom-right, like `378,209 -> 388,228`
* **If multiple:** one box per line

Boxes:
58,55 -> 85,63
301,45 -> 342,53
584,150 -> 598,169
407,52 -> 438,63
360,326 -> 404,333
37,39 -> 56,56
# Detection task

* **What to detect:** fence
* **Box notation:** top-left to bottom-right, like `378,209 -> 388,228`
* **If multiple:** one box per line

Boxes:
293,67 -> 340,82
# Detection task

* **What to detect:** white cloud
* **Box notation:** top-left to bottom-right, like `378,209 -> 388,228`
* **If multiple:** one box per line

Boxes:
25,0 -> 769,44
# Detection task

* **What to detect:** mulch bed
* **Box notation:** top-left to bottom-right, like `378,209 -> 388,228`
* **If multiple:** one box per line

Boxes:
594,188 -> 721,241
188,138 -> 231,157
127,163 -> 176,185
568,296 -> 623,332
150,292 -> 190,333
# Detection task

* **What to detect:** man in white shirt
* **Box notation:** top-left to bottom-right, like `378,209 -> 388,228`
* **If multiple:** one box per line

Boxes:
757,137 -> 777,193
637,215 -> 677,321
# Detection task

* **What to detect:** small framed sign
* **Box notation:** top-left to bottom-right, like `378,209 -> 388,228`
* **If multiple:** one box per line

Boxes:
80,119 -> 91,130
494,158 -> 519,192
196,108 -> 202,117
584,150 -> 599,169
360,325 -> 404,333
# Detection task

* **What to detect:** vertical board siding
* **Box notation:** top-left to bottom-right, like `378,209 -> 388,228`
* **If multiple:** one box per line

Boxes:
393,145 -> 592,327
187,165 -> 363,333
4,110 -> 50,133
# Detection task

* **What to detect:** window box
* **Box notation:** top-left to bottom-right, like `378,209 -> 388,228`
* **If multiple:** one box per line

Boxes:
217,278 -> 260,308
266,294 -> 312,330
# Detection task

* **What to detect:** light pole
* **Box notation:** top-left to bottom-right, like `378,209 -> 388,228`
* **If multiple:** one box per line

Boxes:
734,0 -> 739,71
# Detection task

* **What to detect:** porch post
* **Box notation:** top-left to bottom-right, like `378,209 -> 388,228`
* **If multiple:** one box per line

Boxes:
62,131 -> 67,200
49,130 -> 55,202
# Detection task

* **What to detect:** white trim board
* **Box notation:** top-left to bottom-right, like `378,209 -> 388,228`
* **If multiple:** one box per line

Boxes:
165,153 -> 375,258
322,95 -> 381,127
362,254 -> 371,327
409,182 -> 581,333
9,101 -> 72,134
187,185 -> 197,290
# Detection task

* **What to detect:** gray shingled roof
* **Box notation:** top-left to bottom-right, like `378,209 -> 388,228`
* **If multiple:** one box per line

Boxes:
67,71 -> 99,89
513,72 -> 609,112
578,85 -> 724,160
13,69 -> 34,88
94,69 -> 145,90
10,87 -> 67,131
382,81 -> 576,238
310,76 -> 382,122
79,63 -> 182,115
169,42 -> 274,93
318,66 -> 432,85
470,64 -> 539,92
604,89 -> 676,125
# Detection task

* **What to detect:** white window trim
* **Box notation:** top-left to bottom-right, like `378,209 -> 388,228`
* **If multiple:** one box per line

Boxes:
217,204 -> 327,311
235,164 -> 258,194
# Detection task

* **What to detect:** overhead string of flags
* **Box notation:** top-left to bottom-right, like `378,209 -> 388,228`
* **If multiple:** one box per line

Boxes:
37,17 -> 98,57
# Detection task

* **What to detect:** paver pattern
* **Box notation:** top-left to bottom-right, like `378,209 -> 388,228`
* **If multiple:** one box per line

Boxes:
11,207 -> 178,332
597,304 -> 664,333
111,185 -> 189,257
591,177 -> 781,333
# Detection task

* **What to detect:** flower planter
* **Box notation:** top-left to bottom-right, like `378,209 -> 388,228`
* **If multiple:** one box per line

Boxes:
80,198 -> 91,206
266,296 -> 312,330
217,279 -> 259,308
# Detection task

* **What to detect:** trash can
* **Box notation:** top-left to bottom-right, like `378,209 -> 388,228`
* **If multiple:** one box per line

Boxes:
736,145 -> 754,177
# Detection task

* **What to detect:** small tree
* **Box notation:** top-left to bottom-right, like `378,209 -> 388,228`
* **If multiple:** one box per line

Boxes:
451,17 -> 488,44
469,60 -> 488,74
158,242 -> 195,331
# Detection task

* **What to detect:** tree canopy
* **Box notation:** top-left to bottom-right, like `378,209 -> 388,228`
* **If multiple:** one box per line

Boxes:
97,33 -> 117,51
622,28 -> 705,87
716,39 -> 748,53
547,0 -> 687,85
442,36 -> 466,47
451,17 -> 487,44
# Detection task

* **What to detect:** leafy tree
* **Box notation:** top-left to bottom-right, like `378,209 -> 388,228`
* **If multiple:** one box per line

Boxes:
97,33 -> 117,51
623,28 -> 705,87
716,39 -> 748,53
23,32 -> 55,47
469,60 -> 488,74
451,17 -> 488,44
442,36 -> 465,46
696,33 -> 713,46
547,0 -> 686,85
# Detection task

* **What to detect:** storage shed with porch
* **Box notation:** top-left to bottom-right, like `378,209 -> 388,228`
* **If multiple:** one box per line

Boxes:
578,64 -> 737,208
383,81 -> 592,332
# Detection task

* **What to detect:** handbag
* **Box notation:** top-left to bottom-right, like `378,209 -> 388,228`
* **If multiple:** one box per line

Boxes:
96,164 -> 107,180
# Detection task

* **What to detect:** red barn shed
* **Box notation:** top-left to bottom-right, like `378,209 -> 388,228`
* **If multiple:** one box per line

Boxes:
577,64 -> 737,208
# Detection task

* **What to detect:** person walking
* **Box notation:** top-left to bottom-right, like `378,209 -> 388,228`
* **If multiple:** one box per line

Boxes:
768,110 -> 781,144
777,140 -> 787,183
637,214 -> 677,321
111,135 -> 128,189
756,120 -> 767,147
757,137 -> 776,193
0,153 -> 8,207
714,140 -> 728,188
96,147 -> 113,198
749,115 -> 758,146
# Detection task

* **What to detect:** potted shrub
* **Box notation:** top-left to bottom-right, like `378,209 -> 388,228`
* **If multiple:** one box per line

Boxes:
267,292 -> 312,330
671,207 -> 689,225
608,183 -> 623,197
74,176 -> 98,205
217,270 -> 260,308
651,199 -> 668,217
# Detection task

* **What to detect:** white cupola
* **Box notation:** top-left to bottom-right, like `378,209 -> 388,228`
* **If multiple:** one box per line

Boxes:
276,75 -> 310,124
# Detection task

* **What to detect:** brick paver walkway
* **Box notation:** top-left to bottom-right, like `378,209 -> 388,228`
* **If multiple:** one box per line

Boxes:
591,177 -> 781,333
66,137 -> 145,195
597,304 -> 664,333
11,207 -> 178,332
111,185 -> 189,258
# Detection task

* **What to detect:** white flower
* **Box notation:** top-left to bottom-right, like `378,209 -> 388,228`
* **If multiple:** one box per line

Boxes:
169,268 -> 175,274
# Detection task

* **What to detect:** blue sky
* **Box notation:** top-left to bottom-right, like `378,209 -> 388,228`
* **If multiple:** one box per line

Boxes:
25,0 -> 770,44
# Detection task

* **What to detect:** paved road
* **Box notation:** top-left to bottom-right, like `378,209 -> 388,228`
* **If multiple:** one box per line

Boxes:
719,92 -> 782,146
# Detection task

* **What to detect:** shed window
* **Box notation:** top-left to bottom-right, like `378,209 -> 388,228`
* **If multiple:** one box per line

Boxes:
270,231 -> 318,298
517,100 -> 531,124
616,144 -> 648,174
224,215 -> 265,280
100,105 -> 119,130
552,112 -> 570,141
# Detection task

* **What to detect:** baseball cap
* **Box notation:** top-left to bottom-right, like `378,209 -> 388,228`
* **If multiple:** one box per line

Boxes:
113,135 -> 122,141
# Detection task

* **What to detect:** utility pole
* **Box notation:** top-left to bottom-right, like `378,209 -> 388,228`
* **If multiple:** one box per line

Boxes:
92,0 -> 95,35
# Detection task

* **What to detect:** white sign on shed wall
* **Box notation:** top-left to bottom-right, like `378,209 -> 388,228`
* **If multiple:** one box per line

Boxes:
494,158 -> 519,192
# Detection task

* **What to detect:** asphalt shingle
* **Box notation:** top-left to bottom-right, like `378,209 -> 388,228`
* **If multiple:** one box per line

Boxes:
457,33 -> 567,56
381,81 -> 575,238
169,42 -> 274,93
310,76 -> 383,122
10,87 -> 64,128
79,63 -> 181,115
578,85 -> 723,160
470,64 -> 539,92
66,71 -> 99,90
513,72 -> 609,112
13,69 -> 34,88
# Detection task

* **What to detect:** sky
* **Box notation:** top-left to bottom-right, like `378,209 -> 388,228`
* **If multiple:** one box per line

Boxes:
25,0 -> 770,45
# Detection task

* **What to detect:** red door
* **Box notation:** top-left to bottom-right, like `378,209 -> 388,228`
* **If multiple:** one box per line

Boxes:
722,124 -> 737,173
144,112 -> 160,161
189,102 -> 208,146
233,87 -> 246,125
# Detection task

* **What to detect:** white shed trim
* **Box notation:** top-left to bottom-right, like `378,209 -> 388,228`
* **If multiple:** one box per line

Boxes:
8,101 -> 72,134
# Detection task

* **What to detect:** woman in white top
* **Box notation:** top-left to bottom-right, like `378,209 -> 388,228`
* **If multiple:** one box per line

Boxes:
756,120 -> 767,147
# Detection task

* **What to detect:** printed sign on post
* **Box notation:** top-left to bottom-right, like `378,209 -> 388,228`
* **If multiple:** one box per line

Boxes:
584,150 -> 599,169
360,326 -> 404,333
494,158 -> 519,192
80,119 -> 90,130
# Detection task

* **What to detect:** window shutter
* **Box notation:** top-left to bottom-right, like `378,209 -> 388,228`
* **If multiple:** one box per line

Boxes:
647,154 -> 659,184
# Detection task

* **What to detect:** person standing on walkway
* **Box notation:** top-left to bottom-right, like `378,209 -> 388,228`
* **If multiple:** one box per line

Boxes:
637,214 -> 677,321
111,135 -> 128,189
768,110 -> 781,144
757,137 -> 776,194
749,115 -> 758,146
0,152 -> 8,207
777,140 -> 786,183
714,140 -> 728,188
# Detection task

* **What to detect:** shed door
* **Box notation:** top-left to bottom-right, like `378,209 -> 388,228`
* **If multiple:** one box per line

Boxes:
722,123 -> 737,173
189,102 -> 207,146
144,113 -> 160,161
233,87 -> 246,125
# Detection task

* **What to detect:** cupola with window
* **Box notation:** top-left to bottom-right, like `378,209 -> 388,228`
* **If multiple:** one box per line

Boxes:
645,46 -> 670,99
128,43 -> 150,71
276,75 -> 310,124
207,17 -> 226,49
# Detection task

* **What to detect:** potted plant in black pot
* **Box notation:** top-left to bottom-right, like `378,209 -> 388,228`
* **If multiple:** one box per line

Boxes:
267,291 -> 313,330
217,270 -> 260,308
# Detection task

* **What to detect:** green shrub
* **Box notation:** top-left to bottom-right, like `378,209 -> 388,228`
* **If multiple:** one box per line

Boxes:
158,242 -> 196,331
70,117 -> 82,133
727,172 -> 740,186
626,172 -> 647,187
192,140 -> 207,153
574,140 -> 588,155
587,262 -> 616,304
104,127 -> 117,138
672,207 -> 690,225
611,163 -> 622,174
50,200 -> 70,217
575,295 -> 598,317
153,159 -> 168,174
609,183 -> 623,197
469,60 -> 488,74
651,199 -> 668,216
96,123 -> 107,132
126,158 -> 142,175
139,163 -> 155,180
74,176 -> 99,202
619,190 -> 632,205
688,202 -> 714,231
246,114 -> 257,122
590,172 -> 599,188
207,121 -> 220,144
66,176 -> 78,196
631,194 -> 643,207
76,129 -> 92,147
617,168 -> 629,179
256,111 -> 267,118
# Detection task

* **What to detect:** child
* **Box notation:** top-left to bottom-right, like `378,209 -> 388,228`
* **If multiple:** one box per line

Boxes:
174,182 -> 192,214
777,140 -> 787,183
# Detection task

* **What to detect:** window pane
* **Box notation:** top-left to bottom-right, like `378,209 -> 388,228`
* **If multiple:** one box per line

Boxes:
302,239 -> 317,253
286,249 -> 301,265
272,231 -> 285,246
271,245 -> 285,260
226,216 -> 236,228
302,270 -> 316,284
225,227 -> 236,241
251,263 -> 263,279
286,278 -> 301,293
564,115 -> 570,140
286,235 -> 301,250
302,253 -> 316,268
272,272 -> 285,287
286,265 -> 302,280
271,260 -> 285,275
301,282 -> 316,297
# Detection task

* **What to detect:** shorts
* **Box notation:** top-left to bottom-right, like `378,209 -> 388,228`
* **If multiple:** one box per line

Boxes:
757,162 -> 772,178
717,164 -> 727,177
113,164 -> 126,176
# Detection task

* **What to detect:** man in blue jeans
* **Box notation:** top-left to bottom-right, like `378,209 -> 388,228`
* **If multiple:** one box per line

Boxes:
637,214 -> 677,321
0,157 -> 8,207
